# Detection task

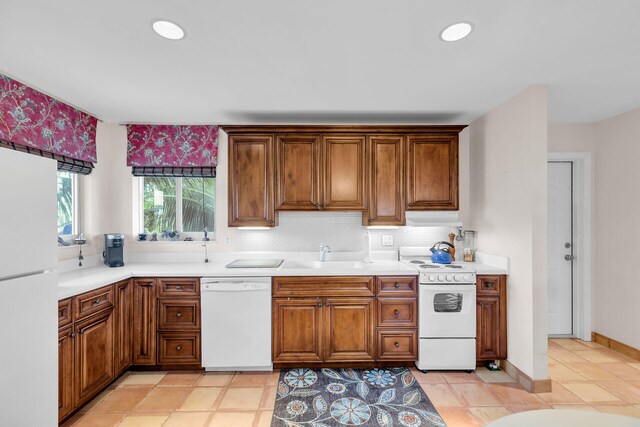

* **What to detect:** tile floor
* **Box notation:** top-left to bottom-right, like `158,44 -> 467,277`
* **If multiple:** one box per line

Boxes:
62,339 -> 640,427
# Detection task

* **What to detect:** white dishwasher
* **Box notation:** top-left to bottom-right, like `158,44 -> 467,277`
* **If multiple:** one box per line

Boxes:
201,277 -> 272,371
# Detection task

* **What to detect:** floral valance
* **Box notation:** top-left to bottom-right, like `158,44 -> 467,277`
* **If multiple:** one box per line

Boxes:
126,125 -> 219,175
0,74 -> 97,166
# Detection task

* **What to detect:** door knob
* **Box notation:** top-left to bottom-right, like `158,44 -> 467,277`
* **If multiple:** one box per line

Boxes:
564,254 -> 573,261
564,242 -> 572,248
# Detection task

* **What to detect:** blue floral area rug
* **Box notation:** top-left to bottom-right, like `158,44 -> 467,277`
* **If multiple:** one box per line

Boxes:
271,367 -> 447,427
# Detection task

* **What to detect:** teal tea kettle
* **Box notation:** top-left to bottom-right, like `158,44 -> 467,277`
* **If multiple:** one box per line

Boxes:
430,241 -> 455,264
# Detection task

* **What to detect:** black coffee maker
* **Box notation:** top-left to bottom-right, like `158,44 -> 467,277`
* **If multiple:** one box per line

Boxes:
103,234 -> 125,267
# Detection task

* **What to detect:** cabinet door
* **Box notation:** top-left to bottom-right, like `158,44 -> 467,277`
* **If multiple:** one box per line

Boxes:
58,326 -> 74,422
228,134 -> 276,226
273,298 -> 323,363
133,278 -> 157,365
476,295 -> 503,360
322,135 -> 366,210
276,134 -> 322,210
365,135 -> 405,225
115,280 -> 133,375
74,309 -> 114,406
406,134 -> 458,210
324,297 -> 375,362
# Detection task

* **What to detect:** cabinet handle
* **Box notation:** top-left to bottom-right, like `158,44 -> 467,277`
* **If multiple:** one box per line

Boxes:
78,328 -> 85,334
175,285 -> 182,290
394,342 -> 400,348
394,309 -> 400,316
176,312 -> 182,318
69,332 -> 76,338
176,345 -> 182,351
394,283 -> 400,288
317,303 -> 323,307
92,298 -> 101,305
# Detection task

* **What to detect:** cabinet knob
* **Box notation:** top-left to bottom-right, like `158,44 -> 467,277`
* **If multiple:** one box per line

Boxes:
176,312 -> 182,318
394,309 -> 400,316
78,328 -> 85,334
176,345 -> 182,351
368,218 -> 374,223
394,283 -> 400,288
408,202 -> 415,207
93,298 -> 101,305
69,332 -> 76,338
486,283 -> 494,288
317,303 -> 323,307
175,285 -> 182,290
394,342 -> 400,348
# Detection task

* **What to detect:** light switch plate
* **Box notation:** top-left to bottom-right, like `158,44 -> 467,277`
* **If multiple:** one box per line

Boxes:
382,235 -> 394,246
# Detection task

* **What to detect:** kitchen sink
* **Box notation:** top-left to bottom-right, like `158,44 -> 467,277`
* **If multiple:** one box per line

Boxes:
280,260 -> 366,269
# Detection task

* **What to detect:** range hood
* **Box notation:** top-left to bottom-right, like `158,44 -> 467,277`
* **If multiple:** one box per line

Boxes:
405,211 -> 462,227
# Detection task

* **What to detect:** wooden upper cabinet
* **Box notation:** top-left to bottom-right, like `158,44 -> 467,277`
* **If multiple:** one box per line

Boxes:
275,134 -> 321,210
365,135 -> 404,225
406,134 -> 459,210
228,134 -> 276,227
322,135 -> 367,210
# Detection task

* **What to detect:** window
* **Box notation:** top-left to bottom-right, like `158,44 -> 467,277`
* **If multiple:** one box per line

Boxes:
57,171 -> 78,236
140,177 -> 215,238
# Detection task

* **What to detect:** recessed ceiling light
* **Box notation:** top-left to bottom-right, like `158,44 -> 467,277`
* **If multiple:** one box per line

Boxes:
440,22 -> 473,42
151,19 -> 185,40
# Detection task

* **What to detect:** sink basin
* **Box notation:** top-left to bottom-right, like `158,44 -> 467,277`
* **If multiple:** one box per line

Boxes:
281,260 -> 365,269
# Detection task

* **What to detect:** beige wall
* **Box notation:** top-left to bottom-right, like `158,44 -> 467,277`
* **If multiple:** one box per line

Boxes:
548,123 -> 595,153
593,107 -> 640,348
468,86 -> 549,380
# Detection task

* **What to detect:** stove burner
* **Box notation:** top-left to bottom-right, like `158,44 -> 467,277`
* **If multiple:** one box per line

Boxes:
419,264 -> 440,269
446,265 -> 463,269
409,260 -> 426,264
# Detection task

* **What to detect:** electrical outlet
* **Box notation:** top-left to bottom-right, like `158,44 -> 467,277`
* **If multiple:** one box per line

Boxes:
224,236 -> 232,246
382,235 -> 394,246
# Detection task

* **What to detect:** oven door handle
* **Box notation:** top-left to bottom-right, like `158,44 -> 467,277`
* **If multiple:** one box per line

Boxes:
420,285 -> 476,293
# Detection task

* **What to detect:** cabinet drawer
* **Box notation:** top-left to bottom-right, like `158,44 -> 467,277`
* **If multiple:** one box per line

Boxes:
74,285 -> 114,321
376,276 -> 417,296
158,299 -> 200,330
377,298 -> 417,327
157,332 -> 201,365
376,330 -> 418,360
157,278 -> 200,297
58,298 -> 73,328
273,276 -> 374,297
477,275 -> 501,295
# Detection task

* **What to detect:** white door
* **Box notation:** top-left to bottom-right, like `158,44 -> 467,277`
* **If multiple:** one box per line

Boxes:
548,162 -> 574,336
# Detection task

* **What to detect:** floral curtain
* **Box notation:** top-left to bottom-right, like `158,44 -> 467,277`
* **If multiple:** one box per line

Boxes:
0,73 -> 97,164
126,124 -> 218,169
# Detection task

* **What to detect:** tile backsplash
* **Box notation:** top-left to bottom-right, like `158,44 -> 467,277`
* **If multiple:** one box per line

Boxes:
234,212 -> 454,252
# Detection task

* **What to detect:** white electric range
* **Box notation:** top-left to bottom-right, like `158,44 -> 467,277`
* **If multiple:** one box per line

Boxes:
399,247 -> 477,372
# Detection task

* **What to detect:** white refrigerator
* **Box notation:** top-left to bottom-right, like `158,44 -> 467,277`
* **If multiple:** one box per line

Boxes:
0,148 -> 58,426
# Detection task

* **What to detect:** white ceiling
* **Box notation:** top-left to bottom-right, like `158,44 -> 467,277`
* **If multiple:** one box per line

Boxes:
1,0 -> 639,125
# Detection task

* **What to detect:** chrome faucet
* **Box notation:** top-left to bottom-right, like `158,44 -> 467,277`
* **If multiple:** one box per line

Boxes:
320,242 -> 331,262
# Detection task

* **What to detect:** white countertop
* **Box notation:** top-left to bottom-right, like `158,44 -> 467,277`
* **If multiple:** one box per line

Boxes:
57,260 -> 419,300
57,257 -> 508,300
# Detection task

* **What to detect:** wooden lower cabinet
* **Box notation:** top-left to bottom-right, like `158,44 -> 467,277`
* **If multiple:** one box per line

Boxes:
114,280 -> 133,375
324,297 -> 375,362
476,275 -> 507,361
272,276 -> 418,366
133,278 -> 157,365
58,326 -> 75,422
74,309 -> 114,407
272,298 -> 324,363
157,332 -> 201,365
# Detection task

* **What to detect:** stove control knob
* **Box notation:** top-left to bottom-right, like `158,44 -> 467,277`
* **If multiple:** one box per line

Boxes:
437,275 -> 445,282
463,274 -> 471,282
445,275 -> 453,281
428,275 -> 436,282
453,275 -> 460,282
